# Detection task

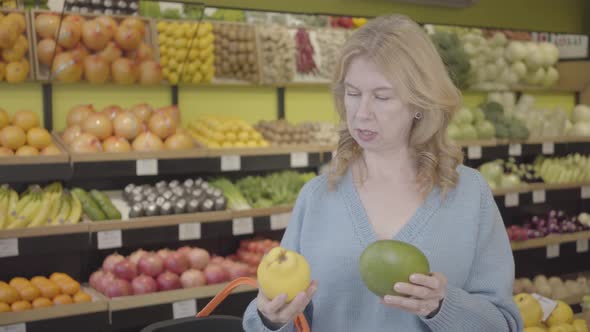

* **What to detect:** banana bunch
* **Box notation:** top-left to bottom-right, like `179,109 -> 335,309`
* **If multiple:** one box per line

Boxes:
1,183 -> 83,230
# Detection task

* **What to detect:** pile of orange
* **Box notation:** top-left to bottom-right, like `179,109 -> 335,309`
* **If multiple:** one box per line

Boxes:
0,272 -> 91,313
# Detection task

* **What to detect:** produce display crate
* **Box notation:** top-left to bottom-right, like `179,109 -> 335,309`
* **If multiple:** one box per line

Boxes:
288,27 -> 332,84
254,24 -> 296,86
0,286 -> 109,330
30,9 -> 157,82
0,8 -> 36,81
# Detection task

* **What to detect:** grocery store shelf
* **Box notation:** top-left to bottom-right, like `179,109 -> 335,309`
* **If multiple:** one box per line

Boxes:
65,144 -> 334,179
0,223 -> 89,239
0,287 -> 108,330
0,151 -> 71,183
492,182 -> 590,197
0,224 -> 90,258
511,231 -> 590,251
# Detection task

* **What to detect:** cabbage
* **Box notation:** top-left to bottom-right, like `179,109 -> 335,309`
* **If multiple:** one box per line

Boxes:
485,63 -> 498,80
505,41 -> 527,62
525,43 -> 544,69
476,121 -> 496,139
542,67 -> 559,87
455,107 -> 474,125
459,124 -> 478,140
572,105 -> 590,123
525,67 -> 546,85
571,123 -> 590,136
490,32 -> 508,47
472,108 -> 485,123
447,123 -> 461,140
500,174 -> 521,188
538,42 -> 560,65
480,162 -> 503,183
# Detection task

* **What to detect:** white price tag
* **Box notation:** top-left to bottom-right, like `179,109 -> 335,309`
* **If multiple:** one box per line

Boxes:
508,144 -> 522,156
504,193 -> 519,207
290,152 -> 309,168
582,186 -> 590,199
0,238 -> 18,258
221,155 -> 241,171
577,239 -> 589,253
136,159 -> 158,176
0,323 -> 26,332
546,244 -> 560,258
97,230 -> 122,250
533,190 -> 546,204
232,217 -> 254,235
172,299 -> 197,319
270,213 -> 291,230
532,293 -> 558,321
178,222 -> 202,241
467,146 -> 482,159
542,143 -> 554,155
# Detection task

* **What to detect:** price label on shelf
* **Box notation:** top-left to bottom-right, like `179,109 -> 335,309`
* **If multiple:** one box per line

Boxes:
290,152 -> 309,168
0,323 -> 26,332
270,213 -> 291,230
221,155 -> 241,171
531,293 -> 558,321
508,144 -> 522,157
546,244 -> 560,258
172,299 -> 197,319
582,186 -> 590,199
504,193 -> 519,207
532,190 -> 546,204
136,159 -> 158,176
542,143 -> 555,155
178,222 -> 201,241
576,239 -> 589,253
0,238 -> 18,258
232,217 -> 254,235
467,146 -> 482,160
97,230 -> 122,250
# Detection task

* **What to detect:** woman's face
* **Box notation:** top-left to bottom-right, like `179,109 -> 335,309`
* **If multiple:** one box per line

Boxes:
343,56 -> 414,153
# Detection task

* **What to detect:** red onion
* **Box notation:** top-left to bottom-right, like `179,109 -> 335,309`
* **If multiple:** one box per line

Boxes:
103,253 -> 125,273
113,259 -> 138,281
186,248 -> 210,270
105,278 -> 132,298
176,246 -> 192,257
131,274 -> 158,295
180,269 -> 206,288
204,264 -> 229,285
157,248 -> 172,260
157,271 -> 181,291
97,272 -> 116,294
210,256 -> 224,265
89,270 -> 105,290
128,249 -> 148,265
227,262 -> 250,280
138,253 -> 165,277
164,251 -> 189,275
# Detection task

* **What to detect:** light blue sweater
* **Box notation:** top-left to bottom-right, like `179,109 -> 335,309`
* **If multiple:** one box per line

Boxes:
243,165 -> 523,332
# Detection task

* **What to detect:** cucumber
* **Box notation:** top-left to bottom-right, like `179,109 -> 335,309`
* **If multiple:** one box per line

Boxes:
89,190 -> 122,220
72,188 -> 107,221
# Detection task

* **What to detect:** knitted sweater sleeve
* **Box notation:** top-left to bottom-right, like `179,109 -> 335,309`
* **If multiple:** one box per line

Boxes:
421,173 -> 524,332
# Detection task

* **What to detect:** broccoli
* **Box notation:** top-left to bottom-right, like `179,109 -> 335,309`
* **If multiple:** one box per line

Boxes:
494,122 -> 510,139
481,101 -> 505,122
431,31 -> 471,89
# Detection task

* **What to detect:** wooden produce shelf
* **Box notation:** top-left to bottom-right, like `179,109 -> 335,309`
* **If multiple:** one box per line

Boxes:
511,231 -> 590,251
0,139 -> 71,183
0,223 -> 89,258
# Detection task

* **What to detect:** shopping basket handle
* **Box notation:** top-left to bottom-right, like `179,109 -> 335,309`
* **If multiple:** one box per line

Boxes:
196,277 -> 310,332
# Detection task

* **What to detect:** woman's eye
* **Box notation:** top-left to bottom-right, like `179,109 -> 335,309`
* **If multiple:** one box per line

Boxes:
375,95 -> 390,101
346,91 -> 360,97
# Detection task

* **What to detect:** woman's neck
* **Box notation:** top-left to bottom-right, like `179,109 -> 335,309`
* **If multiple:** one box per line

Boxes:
355,146 -> 417,185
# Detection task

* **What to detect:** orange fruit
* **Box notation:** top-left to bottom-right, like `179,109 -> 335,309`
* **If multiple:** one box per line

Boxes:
0,281 -> 8,288
73,291 -> 91,303
32,297 -> 53,308
9,277 -> 31,291
11,300 -> 31,312
58,280 -> 80,296
38,281 -> 60,299
49,273 -> 72,283
0,302 -> 10,312
0,285 -> 20,304
53,294 -> 72,305
30,276 -> 49,286
19,285 -> 41,302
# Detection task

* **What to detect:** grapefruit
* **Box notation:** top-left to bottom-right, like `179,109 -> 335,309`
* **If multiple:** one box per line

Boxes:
359,240 -> 430,297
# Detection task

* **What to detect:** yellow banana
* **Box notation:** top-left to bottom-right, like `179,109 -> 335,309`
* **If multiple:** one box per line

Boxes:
53,194 -> 71,226
47,183 -> 63,222
4,190 -> 18,228
67,192 -> 82,224
0,189 -> 8,229
7,191 -> 42,229
28,192 -> 53,228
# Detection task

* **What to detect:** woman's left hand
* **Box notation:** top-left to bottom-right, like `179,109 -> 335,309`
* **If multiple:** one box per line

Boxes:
380,272 -> 447,317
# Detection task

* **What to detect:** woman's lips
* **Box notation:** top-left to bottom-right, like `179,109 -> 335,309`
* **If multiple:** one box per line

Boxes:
356,129 -> 377,142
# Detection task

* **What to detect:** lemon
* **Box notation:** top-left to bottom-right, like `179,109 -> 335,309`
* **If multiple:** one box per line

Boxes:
175,49 -> 188,62
168,72 -> 179,84
203,68 -> 215,83
192,71 -> 203,84
186,62 -> 198,74
156,21 -> 168,33
180,22 -> 192,34
209,142 -> 221,148
162,67 -> 170,78
234,141 -> 247,148
246,140 -> 258,148
181,73 -> 192,84
175,38 -> 188,49
158,34 -> 168,46
221,141 -> 233,148
160,56 -> 169,67
199,45 -> 214,60
168,58 -> 179,70
185,25 -> 197,38
159,46 -> 168,56
225,132 -> 237,142
167,48 -> 176,59
259,140 -> 270,147
165,23 -> 178,37
172,28 -> 184,39
238,132 -> 249,141
188,49 -> 199,61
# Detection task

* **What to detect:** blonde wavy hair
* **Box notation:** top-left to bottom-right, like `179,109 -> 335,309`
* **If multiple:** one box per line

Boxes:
328,14 -> 464,196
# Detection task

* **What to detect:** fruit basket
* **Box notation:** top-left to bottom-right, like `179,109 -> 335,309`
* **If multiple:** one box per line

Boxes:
0,9 -> 35,82
152,18 -> 216,85
31,9 -> 160,84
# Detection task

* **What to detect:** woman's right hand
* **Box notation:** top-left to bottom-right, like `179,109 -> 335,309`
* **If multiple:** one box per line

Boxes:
257,280 -> 318,329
